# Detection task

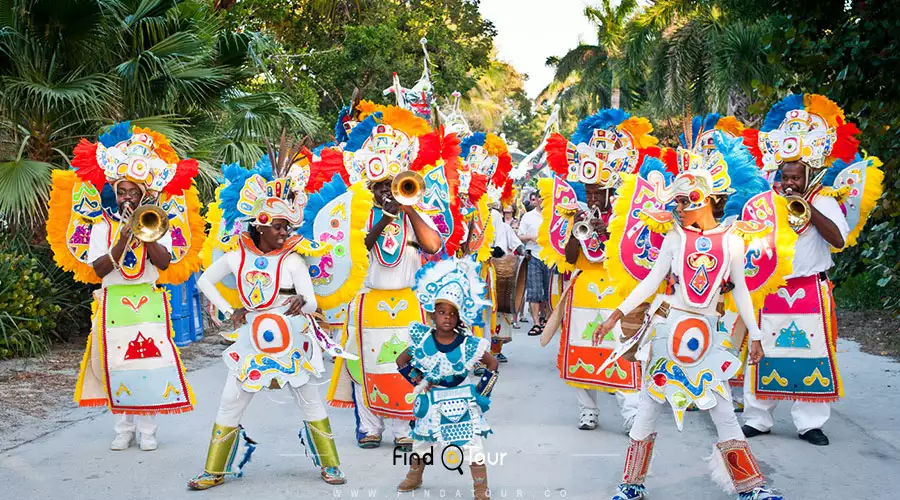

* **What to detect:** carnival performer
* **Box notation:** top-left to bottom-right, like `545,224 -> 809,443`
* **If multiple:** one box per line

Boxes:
326,103 -> 442,451
189,149 -> 360,489
595,132 -> 795,500
46,122 -> 203,452
739,94 -> 882,446
395,256 -> 499,500
538,110 -> 660,431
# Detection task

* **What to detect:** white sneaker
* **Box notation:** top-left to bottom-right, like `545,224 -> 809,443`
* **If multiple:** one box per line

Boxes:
578,409 -> 599,430
110,432 -> 135,451
139,434 -> 158,451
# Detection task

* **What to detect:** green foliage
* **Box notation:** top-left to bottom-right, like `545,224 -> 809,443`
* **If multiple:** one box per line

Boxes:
0,248 -> 62,358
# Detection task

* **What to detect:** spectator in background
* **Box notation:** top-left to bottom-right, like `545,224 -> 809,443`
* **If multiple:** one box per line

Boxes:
518,189 -> 550,336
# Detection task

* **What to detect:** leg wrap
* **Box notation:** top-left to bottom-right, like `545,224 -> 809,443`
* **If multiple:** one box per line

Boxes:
302,418 -> 341,468
204,424 -> 256,476
622,433 -> 656,484
714,439 -> 765,493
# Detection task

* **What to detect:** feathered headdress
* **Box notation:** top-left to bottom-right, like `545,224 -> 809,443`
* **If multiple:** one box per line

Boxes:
458,132 -> 513,203
71,121 -> 198,195
744,94 -> 860,171
545,109 -> 658,187
343,102 -> 430,184
413,255 -> 492,328
680,113 -> 746,158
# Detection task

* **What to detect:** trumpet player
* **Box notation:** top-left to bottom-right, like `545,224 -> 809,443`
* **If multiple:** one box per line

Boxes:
536,110 -> 659,432
45,123 -> 200,452
326,109 -> 441,451
741,95 -> 863,447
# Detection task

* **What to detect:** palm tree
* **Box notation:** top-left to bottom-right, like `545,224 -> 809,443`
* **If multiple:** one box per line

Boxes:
0,0 -> 320,230
461,57 -> 528,132
621,1 -> 774,120
539,0 -> 639,125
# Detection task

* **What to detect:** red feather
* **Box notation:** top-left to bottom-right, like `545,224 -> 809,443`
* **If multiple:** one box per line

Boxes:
468,173 -> 488,205
490,150 -> 513,188
410,130 -> 442,172
500,178 -> 514,204
661,147 -> 679,176
307,148 -> 349,192
163,158 -> 198,195
637,146 -> 662,175
71,139 -> 106,189
544,133 -> 570,178
741,129 -> 764,169
832,118 -> 861,163
441,130 -> 462,164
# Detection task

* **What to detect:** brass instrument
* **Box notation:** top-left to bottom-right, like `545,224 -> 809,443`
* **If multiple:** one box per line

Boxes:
572,205 -> 602,241
116,199 -> 170,268
390,171 -> 425,206
783,170 -> 826,234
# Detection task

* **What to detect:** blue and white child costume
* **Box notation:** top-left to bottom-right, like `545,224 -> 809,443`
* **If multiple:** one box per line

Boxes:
404,257 -> 495,448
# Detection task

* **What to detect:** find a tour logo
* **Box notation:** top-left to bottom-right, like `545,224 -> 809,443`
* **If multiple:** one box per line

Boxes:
393,445 -> 506,474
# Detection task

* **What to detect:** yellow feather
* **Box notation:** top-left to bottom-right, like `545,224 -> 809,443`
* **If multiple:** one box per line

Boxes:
803,94 -> 845,128
618,117 -> 659,149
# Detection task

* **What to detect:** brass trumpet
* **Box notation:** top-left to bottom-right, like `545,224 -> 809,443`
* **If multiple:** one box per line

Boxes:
783,170 -> 825,234
572,205 -> 602,241
116,200 -> 169,268
390,171 -> 426,206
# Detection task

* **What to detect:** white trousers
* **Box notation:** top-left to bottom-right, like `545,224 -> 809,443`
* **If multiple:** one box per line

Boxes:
214,375 -> 328,428
353,383 -> 411,439
741,383 -> 830,434
575,387 -> 640,425
114,414 -> 157,436
629,387 -> 744,443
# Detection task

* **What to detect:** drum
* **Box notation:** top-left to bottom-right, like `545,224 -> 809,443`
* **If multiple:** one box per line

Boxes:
492,255 -> 528,315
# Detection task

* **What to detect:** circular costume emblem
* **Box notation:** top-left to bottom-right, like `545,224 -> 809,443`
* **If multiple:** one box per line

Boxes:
254,257 -> 268,269
669,317 -> 711,366
695,236 -> 712,252
251,313 -> 293,355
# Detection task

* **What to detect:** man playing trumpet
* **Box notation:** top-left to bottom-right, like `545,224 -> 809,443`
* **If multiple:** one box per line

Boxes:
740,94 -> 882,446
46,122 -> 203,452
328,108 -> 441,450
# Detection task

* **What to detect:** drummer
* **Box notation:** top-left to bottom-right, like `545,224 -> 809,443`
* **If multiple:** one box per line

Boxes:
490,200 -> 525,362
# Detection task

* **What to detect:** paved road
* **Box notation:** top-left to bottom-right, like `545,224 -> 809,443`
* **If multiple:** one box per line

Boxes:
2,326 -> 899,500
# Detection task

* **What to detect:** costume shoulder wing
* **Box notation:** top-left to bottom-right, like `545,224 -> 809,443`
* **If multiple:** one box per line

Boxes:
156,185 -> 204,285
416,160 -> 464,255
472,194 -> 495,263
822,155 -> 884,251
536,177 -> 577,273
730,190 -> 797,309
605,173 -> 669,297
299,176 -> 373,311
46,170 -> 102,284
199,186 -> 242,310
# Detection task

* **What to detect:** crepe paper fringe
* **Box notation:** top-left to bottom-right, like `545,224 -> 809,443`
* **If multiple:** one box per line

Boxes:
47,170 -> 102,284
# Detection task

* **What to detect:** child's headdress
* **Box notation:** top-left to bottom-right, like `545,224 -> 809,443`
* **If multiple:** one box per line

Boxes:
413,256 -> 492,328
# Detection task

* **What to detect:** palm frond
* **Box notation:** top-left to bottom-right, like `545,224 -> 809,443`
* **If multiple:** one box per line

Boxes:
0,159 -> 52,229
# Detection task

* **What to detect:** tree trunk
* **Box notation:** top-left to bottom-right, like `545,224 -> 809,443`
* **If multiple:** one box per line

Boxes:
727,88 -> 751,123
611,88 -> 621,110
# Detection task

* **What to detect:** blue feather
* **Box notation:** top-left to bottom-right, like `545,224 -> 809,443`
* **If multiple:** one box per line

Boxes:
761,94 -> 804,132
219,160 -> 272,227
344,113 -> 381,152
571,109 -> 629,145
459,132 -> 487,157
639,156 -> 673,185
569,181 -> 586,202
312,143 -> 333,157
99,121 -> 132,147
714,132 -> 769,219
334,105 -> 351,144
298,174 -> 349,239
822,154 -> 863,187
702,113 -> 721,134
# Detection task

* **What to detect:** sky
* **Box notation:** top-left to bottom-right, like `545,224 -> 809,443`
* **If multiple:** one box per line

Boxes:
478,0 -> 597,99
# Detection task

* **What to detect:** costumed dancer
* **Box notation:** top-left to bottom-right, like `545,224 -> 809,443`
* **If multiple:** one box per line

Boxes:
537,110 -> 660,431
596,132 -> 795,500
738,94 -> 882,446
326,102 -> 442,450
395,256 -> 499,500
189,144 -> 366,489
46,123 -> 202,451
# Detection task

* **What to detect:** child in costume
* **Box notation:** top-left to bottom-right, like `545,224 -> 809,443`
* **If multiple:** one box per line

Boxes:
537,109 -> 660,431
188,150 -> 359,489
395,256 -> 499,500
739,94 -> 882,446
596,132 -> 795,500
46,122 -> 202,451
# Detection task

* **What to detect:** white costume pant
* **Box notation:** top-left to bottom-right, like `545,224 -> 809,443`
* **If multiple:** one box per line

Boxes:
114,414 -> 157,436
629,387 -> 744,443
412,436 -> 486,465
214,375 -> 328,427
353,383 -> 412,439
575,387 -> 640,425
741,376 -> 830,434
